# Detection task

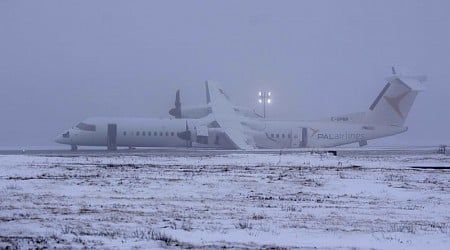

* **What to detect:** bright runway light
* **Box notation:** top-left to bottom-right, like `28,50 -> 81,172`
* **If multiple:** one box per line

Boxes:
258,99 -> 262,103
267,98 -> 271,104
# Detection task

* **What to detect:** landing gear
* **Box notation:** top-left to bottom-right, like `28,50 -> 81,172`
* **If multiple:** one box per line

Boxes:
359,140 -> 368,147
71,145 -> 78,151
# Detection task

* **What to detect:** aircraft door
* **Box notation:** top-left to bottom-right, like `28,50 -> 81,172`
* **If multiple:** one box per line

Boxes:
290,128 -> 302,148
107,124 -> 117,151
301,127 -> 308,147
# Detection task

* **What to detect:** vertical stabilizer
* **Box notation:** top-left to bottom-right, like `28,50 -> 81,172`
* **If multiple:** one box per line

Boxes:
364,75 -> 424,126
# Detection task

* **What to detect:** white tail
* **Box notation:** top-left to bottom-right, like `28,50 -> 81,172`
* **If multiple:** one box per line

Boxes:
364,75 -> 424,126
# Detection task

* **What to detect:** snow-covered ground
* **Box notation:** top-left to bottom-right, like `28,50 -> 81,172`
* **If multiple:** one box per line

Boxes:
0,151 -> 449,249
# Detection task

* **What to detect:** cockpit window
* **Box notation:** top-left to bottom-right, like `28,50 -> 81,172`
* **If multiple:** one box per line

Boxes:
62,131 -> 70,138
76,122 -> 96,131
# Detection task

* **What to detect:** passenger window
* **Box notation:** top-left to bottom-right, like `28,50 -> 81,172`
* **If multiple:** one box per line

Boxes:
171,132 -> 174,136
123,131 -> 127,136
148,131 -> 151,136
271,133 -> 274,138
276,134 -> 279,138
288,134 -> 291,138
136,132 -> 140,136
159,132 -> 163,136
282,134 -> 285,138
154,132 -> 157,136
142,131 -> 145,136
165,132 -> 169,136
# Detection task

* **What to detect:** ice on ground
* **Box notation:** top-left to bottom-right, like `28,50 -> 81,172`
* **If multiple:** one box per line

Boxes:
0,152 -> 449,249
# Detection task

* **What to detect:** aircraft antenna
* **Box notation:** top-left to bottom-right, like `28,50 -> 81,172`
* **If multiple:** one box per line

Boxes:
391,66 -> 397,75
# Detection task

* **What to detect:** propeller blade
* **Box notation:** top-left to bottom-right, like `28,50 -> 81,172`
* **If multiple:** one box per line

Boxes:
177,120 -> 192,147
169,89 -> 182,118
175,90 -> 181,108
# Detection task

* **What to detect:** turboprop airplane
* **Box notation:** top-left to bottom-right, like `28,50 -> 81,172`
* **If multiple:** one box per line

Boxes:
55,72 -> 425,150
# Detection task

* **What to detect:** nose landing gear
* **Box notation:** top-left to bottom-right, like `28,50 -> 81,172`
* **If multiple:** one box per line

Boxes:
71,145 -> 78,151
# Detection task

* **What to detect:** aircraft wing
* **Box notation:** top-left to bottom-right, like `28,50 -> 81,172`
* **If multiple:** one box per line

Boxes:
206,81 -> 256,150
219,121 -> 256,150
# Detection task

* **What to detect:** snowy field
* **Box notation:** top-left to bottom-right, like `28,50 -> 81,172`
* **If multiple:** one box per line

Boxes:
0,151 -> 449,249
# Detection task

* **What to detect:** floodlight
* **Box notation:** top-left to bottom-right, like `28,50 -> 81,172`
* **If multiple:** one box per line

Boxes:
257,90 -> 272,118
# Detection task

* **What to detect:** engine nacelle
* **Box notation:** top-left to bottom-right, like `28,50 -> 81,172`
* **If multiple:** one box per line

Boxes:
180,105 -> 211,119
168,89 -> 261,119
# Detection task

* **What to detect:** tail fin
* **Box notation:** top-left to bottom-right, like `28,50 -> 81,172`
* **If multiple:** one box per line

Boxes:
364,75 -> 425,126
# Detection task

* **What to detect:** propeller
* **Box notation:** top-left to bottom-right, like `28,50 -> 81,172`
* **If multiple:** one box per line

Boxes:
177,120 -> 192,147
205,81 -> 211,104
169,90 -> 182,118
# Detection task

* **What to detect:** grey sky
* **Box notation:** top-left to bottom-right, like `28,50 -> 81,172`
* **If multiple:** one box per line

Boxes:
1,0 -> 449,147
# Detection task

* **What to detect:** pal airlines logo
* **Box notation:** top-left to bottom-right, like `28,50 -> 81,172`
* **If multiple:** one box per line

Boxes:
310,128 -> 319,138
384,91 -> 410,119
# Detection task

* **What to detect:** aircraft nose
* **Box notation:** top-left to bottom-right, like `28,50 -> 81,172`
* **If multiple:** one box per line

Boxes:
55,131 -> 70,144
55,135 -> 63,143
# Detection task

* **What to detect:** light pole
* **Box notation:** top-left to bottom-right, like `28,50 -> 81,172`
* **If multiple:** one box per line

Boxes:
258,91 -> 272,118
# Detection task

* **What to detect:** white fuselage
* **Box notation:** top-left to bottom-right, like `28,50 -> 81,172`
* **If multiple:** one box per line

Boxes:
57,118 -> 190,148
55,117 -> 407,149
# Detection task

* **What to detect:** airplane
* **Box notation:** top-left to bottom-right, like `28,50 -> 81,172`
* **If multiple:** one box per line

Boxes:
55,71 -> 425,151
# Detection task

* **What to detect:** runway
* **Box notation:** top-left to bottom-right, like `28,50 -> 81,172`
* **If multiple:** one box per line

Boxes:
0,145 -> 444,158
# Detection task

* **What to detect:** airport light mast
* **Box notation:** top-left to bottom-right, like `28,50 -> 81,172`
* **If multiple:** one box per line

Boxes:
258,91 -> 271,118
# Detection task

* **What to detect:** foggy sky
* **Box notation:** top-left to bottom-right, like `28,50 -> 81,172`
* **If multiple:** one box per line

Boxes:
1,0 -> 449,148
